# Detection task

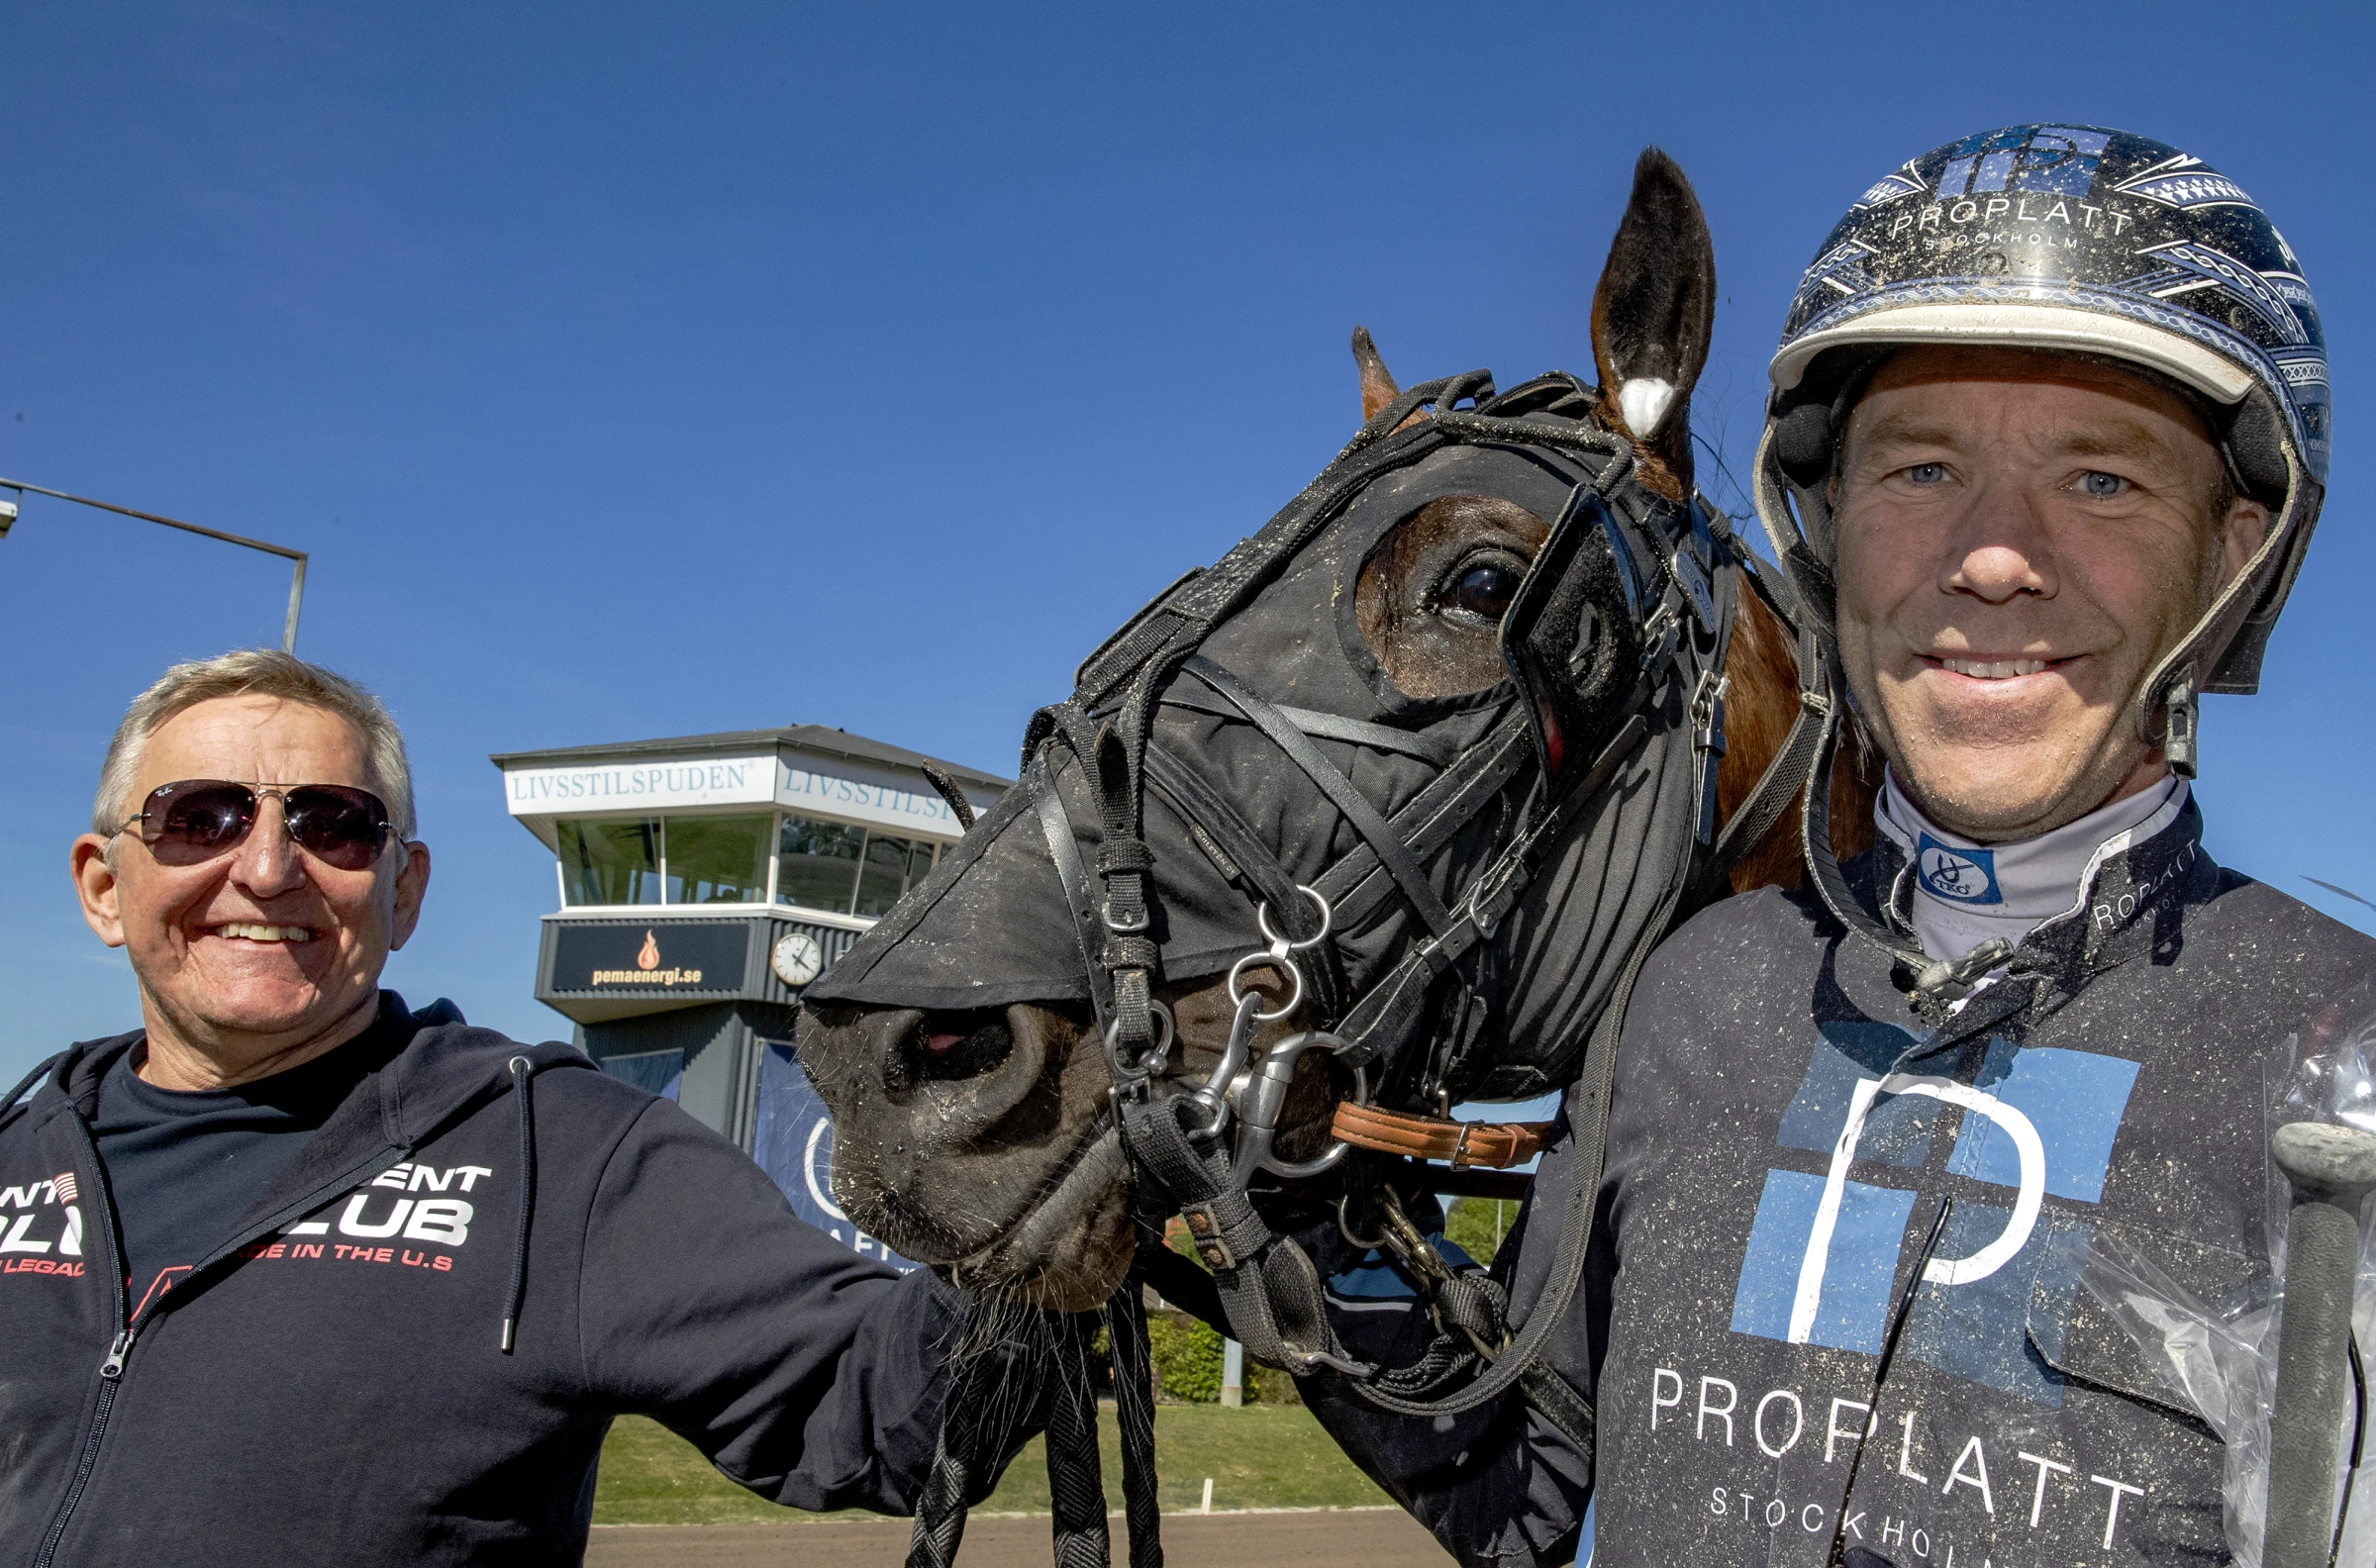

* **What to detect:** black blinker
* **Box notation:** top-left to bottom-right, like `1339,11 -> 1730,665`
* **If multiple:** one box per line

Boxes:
1498,487 -> 1642,795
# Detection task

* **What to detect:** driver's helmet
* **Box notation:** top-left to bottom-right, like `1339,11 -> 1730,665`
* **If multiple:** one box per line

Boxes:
1753,125 -> 2327,752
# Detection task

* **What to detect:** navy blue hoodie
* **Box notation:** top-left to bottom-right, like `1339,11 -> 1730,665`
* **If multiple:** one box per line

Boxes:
0,994 -> 966,1566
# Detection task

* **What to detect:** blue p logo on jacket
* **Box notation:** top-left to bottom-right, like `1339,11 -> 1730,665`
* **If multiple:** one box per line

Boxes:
1728,1026 -> 2139,1404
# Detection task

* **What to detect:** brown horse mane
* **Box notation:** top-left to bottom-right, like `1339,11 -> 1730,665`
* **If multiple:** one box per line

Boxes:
1716,576 -> 1879,893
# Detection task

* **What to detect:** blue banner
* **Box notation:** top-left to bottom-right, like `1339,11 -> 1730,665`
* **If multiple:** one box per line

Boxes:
751,1040 -> 915,1271
596,1048 -> 683,1102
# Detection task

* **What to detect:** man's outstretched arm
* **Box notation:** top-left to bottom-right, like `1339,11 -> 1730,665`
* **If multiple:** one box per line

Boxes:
576,1095 -> 1010,1514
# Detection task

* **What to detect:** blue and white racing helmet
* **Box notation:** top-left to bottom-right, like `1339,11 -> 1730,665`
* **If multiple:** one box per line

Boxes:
1753,125 -> 2329,760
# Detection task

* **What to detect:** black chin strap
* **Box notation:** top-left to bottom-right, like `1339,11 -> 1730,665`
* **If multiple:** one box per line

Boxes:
1796,666 -> 2016,1015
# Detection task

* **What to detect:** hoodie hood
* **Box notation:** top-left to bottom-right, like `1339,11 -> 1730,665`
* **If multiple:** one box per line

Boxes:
43,992 -> 590,1165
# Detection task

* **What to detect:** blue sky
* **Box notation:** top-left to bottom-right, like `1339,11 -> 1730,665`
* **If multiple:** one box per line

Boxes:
2,3 -> 2372,1086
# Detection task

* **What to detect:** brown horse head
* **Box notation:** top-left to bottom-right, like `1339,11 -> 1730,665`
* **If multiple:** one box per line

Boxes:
798,149 -> 1875,1312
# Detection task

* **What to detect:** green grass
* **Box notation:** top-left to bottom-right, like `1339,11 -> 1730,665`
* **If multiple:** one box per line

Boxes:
971,1403 -> 1389,1516
594,1405 -> 1392,1526
595,1416 -> 859,1525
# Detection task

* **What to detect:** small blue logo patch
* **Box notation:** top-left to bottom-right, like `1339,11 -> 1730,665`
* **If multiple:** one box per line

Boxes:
1917,833 -> 2001,905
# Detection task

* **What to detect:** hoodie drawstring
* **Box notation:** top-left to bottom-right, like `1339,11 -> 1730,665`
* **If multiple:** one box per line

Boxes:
500,1055 -> 541,1354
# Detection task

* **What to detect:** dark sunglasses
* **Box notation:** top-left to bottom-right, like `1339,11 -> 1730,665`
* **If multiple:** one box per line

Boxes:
117,780 -> 401,872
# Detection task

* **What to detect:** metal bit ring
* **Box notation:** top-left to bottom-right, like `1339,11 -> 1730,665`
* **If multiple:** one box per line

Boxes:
1256,886 -> 1334,952
1227,950 -> 1303,1023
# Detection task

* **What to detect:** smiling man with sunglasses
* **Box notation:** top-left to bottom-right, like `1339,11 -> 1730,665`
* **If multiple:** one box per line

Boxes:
0,649 -> 997,1566
72,693 -> 433,1096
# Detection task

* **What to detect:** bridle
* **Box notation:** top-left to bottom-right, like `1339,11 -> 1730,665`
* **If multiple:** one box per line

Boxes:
900,368 -> 1835,1568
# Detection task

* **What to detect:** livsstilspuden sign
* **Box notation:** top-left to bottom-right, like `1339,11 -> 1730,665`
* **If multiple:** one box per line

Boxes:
503,750 -> 995,838
505,755 -> 774,816
775,757 -> 985,838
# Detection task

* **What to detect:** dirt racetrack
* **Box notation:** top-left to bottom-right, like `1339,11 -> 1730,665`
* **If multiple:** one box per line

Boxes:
586,1508 -> 1452,1567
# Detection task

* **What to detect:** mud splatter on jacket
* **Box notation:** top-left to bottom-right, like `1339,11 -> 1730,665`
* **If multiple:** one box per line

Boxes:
0,994 -> 965,1567
1303,796 -> 2376,1566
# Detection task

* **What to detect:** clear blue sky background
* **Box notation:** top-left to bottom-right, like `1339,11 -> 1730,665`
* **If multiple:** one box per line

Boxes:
2,3 -> 2371,1089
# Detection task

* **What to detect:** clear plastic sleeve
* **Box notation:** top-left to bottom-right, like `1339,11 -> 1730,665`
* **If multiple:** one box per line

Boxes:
2076,1008 -> 2376,1565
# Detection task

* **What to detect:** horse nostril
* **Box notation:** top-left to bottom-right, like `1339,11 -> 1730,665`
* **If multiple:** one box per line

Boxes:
912,1013 -> 1014,1082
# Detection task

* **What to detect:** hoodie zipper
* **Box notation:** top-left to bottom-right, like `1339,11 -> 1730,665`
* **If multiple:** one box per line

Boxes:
33,1113 -> 131,1568
29,1109 -> 413,1567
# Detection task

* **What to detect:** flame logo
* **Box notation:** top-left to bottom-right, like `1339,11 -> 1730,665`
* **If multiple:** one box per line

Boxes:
636,931 -> 660,971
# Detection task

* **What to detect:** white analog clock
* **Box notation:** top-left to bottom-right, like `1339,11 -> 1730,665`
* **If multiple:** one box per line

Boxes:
770,931 -> 825,987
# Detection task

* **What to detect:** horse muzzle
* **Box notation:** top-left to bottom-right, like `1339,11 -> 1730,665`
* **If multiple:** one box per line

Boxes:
795,1000 -> 1136,1300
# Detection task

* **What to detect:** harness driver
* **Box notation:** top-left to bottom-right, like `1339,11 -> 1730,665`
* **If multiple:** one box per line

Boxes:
1297,123 -> 2362,1567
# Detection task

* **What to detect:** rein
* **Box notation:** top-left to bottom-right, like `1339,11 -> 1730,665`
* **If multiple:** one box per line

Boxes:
902,372 -> 1833,1568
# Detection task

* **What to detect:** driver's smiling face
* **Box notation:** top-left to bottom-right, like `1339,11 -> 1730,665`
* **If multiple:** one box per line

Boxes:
1832,344 -> 2268,841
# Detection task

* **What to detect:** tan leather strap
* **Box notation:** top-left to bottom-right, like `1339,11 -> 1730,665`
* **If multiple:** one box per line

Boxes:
1330,1102 -> 1551,1170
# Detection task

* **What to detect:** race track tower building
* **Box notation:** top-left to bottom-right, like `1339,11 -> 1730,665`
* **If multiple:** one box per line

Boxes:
490,725 -> 1008,1265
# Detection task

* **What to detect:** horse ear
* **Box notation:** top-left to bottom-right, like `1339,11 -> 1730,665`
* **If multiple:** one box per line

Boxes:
1352,325 -> 1402,422
1590,147 -> 1716,489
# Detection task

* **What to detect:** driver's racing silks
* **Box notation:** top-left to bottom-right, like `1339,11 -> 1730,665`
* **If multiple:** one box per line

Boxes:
1297,798 -> 2376,1567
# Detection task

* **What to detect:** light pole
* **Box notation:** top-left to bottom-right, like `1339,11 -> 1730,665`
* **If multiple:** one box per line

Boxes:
0,479 -> 309,652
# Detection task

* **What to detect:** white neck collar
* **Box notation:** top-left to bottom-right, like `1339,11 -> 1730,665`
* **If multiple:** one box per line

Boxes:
1873,771 -> 2189,963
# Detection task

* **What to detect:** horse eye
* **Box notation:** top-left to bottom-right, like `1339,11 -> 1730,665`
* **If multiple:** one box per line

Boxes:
1442,562 -> 1522,623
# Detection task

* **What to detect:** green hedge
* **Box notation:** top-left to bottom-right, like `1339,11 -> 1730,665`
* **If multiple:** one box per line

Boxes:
1147,1315 -> 1223,1401
1143,1313 -> 1299,1405
1440,1195 -> 1519,1268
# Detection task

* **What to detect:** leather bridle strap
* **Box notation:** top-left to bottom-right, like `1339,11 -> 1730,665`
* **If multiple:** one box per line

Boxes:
1330,1102 -> 1550,1170
1141,743 -> 1313,929
1313,712 -> 1533,932
1689,612 -> 1832,905
1141,739 -> 1345,1023
1030,757 -> 1118,1032
1181,655 -> 1459,938
1333,706 -> 1652,1066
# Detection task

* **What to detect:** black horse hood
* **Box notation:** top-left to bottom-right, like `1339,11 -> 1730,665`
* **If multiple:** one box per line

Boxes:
812,439 -> 1583,1004
812,382 -> 1734,1104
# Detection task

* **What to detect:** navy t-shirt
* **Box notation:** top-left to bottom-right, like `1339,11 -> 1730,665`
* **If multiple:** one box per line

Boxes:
92,1009 -> 407,1318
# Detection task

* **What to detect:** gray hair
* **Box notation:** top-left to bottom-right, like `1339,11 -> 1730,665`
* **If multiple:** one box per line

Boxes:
93,648 -> 416,839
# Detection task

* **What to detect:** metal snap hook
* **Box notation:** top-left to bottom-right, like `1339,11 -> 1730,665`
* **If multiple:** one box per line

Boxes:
1228,1032 -> 1369,1184
1336,1192 -> 1387,1252
1258,1054 -> 1366,1181
1182,990 -> 1262,1139
1200,990 -> 1262,1099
